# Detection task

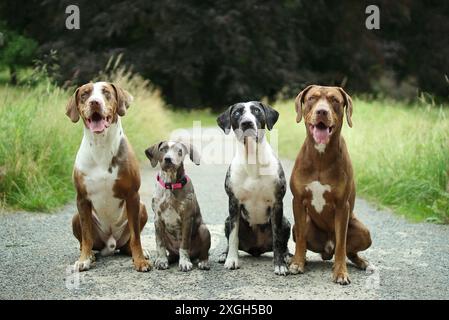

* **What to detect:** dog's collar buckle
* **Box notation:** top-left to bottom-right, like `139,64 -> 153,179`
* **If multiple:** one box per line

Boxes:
157,174 -> 189,190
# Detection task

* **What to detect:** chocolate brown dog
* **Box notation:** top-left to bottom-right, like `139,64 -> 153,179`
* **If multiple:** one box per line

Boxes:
145,141 -> 211,271
289,85 -> 372,285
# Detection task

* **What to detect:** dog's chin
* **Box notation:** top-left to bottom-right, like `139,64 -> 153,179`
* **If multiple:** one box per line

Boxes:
161,163 -> 178,172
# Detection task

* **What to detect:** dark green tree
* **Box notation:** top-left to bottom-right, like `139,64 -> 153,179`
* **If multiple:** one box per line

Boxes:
0,0 -> 447,105
0,26 -> 38,84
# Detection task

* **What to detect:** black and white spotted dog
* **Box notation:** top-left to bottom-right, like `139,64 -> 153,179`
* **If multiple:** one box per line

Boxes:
216,101 -> 291,275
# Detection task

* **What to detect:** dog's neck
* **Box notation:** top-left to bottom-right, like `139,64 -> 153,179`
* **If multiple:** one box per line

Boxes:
159,164 -> 185,184
81,118 -> 123,165
235,135 -> 274,176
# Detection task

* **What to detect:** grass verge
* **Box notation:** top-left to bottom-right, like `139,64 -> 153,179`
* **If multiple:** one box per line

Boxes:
0,72 -> 171,211
274,99 -> 449,223
1,74 -> 447,223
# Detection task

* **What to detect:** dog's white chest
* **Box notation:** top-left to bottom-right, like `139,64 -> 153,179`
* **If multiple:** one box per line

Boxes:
232,171 -> 277,226
306,181 -> 331,213
77,157 -> 126,240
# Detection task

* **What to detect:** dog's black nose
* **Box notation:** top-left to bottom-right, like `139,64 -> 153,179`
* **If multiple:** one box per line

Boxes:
241,121 -> 254,131
164,157 -> 172,164
316,108 -> 328,117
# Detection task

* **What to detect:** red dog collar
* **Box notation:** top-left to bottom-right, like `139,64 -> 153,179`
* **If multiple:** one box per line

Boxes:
157,174 -> 190,190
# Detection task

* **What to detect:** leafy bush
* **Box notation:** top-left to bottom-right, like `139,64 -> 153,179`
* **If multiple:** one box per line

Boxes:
0,25 -> 38,84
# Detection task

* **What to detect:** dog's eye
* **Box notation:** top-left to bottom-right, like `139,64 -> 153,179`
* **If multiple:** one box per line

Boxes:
103,91 -> 111,99
330,97 -> 340,104
80,93 -> 89,101
178,150 -> 182,156
307,96 -> 316,102
253,108 -> 261,114
233,111 -> 241,118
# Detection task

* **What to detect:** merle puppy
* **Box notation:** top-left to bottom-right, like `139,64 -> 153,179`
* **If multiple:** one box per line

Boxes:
216,101 -> 291,275
145,141 -> 211,271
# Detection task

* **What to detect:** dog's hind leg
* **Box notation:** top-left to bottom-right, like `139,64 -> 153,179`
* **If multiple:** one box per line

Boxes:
197,224 -> 211,270
346,217 -> 372,270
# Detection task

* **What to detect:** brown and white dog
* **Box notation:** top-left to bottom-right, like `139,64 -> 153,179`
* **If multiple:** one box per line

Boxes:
66,81 -> 151,272
289,85 -> 372,284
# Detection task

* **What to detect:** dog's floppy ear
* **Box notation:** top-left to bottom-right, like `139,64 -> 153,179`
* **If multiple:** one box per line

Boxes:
259,102 -> 279,130
180,142 -> 201,165
338,87 -> 353,128
66,87 -> 80,123
111,83 -> 133,117
145,141 -> 164,168
216,104 -> 235,134
188,144 -> 200,165
294,85 -> 314,123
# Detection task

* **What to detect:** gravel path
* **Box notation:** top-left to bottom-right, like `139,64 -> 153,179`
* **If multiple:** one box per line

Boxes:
1,128 -> 448,300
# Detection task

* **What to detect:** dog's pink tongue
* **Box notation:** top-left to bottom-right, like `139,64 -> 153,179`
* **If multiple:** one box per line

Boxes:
88,119 -> 107,133
313,126 -> 330,144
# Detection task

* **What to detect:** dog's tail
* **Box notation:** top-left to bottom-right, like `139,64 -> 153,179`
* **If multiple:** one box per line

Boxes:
100,235 -> 117,256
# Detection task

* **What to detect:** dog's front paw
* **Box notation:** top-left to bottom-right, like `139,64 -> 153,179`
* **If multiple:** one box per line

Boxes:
73,254 -> 96,272
274,264 -> 289,276
154,257 -> 169,270
224,256 -> 239,270
333,270 -> 351,285
218,252 -> 227,263
179,259 -> 193,272
133,258 -> 152,272
288,261 -> 305,275
198,260 -> 210,270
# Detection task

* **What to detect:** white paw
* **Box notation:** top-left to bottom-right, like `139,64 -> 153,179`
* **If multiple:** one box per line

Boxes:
218,253 -> 227,263
333,270 -> 351,285
73,255 -> 95,272
288,263 -> 305,275
179,259 -> 193,272
155,257 -> 169,270
274,264 -> 289,276
198,260 -> 210,270
224,256 -> 239,270
365,263 -> 376,275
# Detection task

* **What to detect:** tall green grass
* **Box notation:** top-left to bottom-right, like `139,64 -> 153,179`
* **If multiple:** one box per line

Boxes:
275,99 -> 449,223
0,72 -> 170,211
0,82 -> 78,210
1,73 -> 448,223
